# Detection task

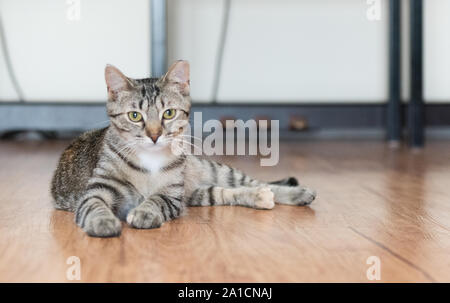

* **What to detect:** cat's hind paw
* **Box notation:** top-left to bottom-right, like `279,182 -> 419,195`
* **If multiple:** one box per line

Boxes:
294,187 -> 317,206
255,187 -> 275,210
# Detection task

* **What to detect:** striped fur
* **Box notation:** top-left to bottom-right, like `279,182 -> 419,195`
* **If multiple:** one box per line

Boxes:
50,61 -> 316,237
183,157 -> 316,208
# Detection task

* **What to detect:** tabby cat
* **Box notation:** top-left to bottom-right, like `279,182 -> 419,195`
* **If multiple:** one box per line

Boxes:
50,60 -> 316,237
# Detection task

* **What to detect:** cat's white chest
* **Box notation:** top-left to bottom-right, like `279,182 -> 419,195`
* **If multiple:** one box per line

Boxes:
137,151 -> 167,172
127,150 -> 172,197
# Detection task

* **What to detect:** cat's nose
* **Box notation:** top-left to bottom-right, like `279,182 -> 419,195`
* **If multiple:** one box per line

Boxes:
150,134 -> 160,143
145,124 -> 162,143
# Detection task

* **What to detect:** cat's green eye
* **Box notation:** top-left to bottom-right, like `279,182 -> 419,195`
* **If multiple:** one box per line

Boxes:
128,111 -> 143,122
163,109 -> 176,120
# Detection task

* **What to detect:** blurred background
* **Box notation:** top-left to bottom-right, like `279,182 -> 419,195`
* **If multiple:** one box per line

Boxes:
0,0 -> 449,145
2,1 -> 450,283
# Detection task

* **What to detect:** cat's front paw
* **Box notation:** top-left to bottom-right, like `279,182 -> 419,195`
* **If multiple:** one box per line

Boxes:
255,187 -> 275,209
83,214 -> 122,237
127,207 -> 163,229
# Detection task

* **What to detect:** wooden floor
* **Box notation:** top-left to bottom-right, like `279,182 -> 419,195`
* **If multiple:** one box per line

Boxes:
0,139 -> 449,282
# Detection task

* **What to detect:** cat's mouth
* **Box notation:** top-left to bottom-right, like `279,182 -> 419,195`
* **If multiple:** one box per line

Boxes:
140,139 -> 170,151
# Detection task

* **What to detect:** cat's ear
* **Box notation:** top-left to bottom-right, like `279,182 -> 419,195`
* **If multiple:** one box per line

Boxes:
105,64 -> 134,100
162,60 -> 190,96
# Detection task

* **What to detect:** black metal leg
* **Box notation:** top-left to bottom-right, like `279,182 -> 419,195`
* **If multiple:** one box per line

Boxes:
387,0 -> 402,143
409,0 -> 424,147
151,0 -> 167,77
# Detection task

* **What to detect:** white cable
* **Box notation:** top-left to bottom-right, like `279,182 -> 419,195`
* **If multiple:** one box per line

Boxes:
211,0 -> 231,104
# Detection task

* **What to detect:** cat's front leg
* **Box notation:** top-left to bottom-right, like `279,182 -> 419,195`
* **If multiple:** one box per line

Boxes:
74,176 -> 129,237
126,194 -> 184,229
75,195 -> 121,237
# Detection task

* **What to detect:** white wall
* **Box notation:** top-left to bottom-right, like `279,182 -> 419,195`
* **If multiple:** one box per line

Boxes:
425,0 -> 450,103
0,0 -> 150,102
0,0 -> 394,103
169,0 -> 389,103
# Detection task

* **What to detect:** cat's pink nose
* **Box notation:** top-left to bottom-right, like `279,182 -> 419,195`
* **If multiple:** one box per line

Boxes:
150,134 -> 160,143
145,125 -> 162,144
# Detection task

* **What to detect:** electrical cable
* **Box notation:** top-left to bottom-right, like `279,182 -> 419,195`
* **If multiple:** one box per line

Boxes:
211,0 -> 231,104
1,2 -> 231,104
0,13 -> 25,102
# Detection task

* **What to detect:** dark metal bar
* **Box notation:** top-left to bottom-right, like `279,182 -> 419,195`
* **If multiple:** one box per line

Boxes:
387,0 -> 401,142
0,103 -> 386,132
2,102 -> 450,133
409,0 -> 424,147
151,0 -> 167,77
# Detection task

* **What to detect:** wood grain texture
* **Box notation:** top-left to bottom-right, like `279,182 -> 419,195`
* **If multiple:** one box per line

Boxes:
0,140 -> 449,282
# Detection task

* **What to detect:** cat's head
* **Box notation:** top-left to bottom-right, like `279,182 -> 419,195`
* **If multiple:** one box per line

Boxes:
104,60 -> 191,152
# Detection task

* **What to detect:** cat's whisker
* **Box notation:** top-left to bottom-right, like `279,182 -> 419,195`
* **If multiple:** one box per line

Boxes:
156,137 -> 192,155
170,134 -> 203,142
115,142 -> 138,156
165,135 -> 198,144
170,138 -> 203,154
114,142 -> 139,170
170,138 -> 197,147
